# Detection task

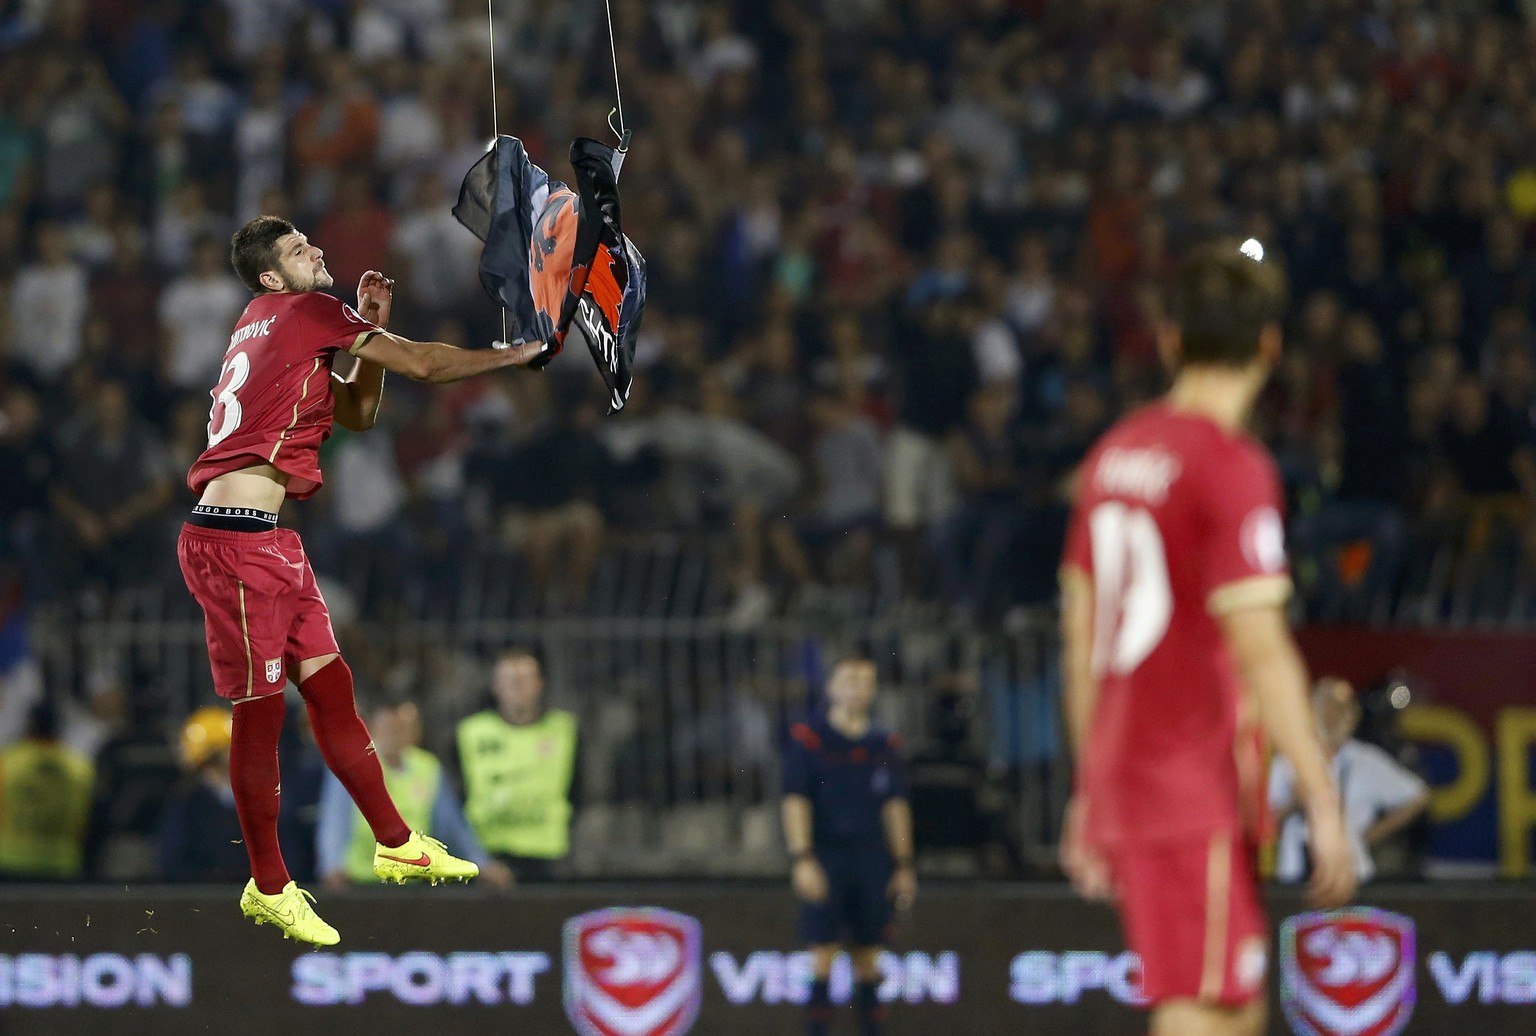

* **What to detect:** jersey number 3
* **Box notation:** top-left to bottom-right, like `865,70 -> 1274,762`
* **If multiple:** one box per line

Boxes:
1088,502 -> 1172,675
207,351 -> 251,448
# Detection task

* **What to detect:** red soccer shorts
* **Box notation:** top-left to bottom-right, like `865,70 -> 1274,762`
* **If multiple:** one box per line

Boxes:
1110,831 -> 1268,1008
178,524 -> 340,700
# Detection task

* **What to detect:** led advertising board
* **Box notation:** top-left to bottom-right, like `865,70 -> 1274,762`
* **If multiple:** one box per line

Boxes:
1,885 -> 1532,1035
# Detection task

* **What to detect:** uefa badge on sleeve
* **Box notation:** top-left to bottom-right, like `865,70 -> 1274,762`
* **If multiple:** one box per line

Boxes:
1280,908 -> 1416,1036
563,907 -> 703,1036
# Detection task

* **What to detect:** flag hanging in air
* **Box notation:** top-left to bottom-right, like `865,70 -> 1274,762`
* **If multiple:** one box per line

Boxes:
453,134 -> 646,413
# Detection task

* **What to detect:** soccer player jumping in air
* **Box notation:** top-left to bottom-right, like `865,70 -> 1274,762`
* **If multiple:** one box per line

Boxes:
1059,241 -> 1357,1036
179,216 -> 551,945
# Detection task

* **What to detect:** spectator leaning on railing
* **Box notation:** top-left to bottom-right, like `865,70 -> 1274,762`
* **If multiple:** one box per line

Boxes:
1268,677 -> 1430,884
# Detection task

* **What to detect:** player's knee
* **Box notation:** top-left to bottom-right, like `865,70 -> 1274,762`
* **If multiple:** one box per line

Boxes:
807,944 -> 839,977
850,946 -> 882,979
296,653 -> 341,684
1152,997 -> 1265,1036
297,654 -> 353,701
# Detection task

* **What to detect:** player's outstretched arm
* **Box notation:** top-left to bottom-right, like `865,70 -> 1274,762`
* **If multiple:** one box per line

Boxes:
352,330 -> 548,384
1221,604 -> 1357,909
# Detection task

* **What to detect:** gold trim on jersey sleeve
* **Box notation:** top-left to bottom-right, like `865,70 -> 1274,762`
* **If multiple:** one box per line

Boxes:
347,330 -> 382,356
1207,575 -> 1292,616
1059,564 -> 1092,603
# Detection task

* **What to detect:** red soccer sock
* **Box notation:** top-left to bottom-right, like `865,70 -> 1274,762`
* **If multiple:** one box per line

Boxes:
229,692 -> 291,895
299,657 -> 411,848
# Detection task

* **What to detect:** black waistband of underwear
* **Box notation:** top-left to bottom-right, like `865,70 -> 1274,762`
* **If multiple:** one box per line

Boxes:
188,504 -> 280,532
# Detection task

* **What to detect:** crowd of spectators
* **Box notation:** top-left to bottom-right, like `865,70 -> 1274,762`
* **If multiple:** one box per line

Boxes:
6,0 -> 1536,635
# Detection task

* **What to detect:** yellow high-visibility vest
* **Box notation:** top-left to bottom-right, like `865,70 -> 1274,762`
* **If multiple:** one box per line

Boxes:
0,739 -> 94,878
457,709 -> 576,859
343,746 -> 440,882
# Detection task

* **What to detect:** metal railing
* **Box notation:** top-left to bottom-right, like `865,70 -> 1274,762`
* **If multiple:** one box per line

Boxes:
32,610 -> 1069,878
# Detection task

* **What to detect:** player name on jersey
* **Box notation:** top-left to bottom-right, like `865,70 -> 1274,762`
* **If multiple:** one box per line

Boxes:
1093,446 -> 1182,505
228,315 -> 278,350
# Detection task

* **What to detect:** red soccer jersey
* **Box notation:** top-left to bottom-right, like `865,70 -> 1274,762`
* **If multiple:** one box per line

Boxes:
188,291 -> 380,500
1062,402 -> 1291,848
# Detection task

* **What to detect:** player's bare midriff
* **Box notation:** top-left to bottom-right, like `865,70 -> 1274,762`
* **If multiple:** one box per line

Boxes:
198,465 -> 290,516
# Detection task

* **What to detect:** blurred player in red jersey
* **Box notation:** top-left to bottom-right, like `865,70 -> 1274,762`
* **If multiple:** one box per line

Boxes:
1058,241 -> 1356,1036
178,215 -> 551,945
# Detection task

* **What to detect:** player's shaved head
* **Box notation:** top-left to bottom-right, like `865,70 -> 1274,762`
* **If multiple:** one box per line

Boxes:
231,215 -> 296,293
1172,239 -> 1288,368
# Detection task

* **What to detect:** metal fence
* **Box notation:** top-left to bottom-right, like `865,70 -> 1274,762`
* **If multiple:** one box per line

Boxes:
32,609 -> 1069,879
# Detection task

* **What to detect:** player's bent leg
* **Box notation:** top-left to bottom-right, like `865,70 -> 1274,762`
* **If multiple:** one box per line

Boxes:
372,830 -> 480,885
1152,997 -> 1265,1036
239,879 -> 340,947
297,655 -> 412,849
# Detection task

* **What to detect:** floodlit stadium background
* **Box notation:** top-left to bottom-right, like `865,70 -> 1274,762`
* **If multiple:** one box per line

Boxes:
3,1 -> 1536,1033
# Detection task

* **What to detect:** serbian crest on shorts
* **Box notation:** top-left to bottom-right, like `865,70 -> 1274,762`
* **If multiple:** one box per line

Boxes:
1280,908 -> 1416,1036
563,907 -> 702,1036
265,658 -> 282,684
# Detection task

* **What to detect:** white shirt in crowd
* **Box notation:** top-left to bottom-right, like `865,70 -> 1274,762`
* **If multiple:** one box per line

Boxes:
331,432 -> 405,534
234,99 -> 286,220
971,315 -> 1022,385
390,205 -> 479,313
11,260 -> 88,380
1269,738 -> 1428,882
158,271 -> 248,390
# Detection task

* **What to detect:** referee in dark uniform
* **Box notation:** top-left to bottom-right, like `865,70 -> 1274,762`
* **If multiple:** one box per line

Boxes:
782,657 -> 916,1036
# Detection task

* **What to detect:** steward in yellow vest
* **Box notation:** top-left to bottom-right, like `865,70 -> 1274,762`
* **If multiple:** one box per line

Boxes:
457,650 -> 578,881
316,697 -> 508,888
0,700 -> 94,879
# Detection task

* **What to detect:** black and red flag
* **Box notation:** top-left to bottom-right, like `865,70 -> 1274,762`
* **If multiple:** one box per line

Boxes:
453,134 -> 646,413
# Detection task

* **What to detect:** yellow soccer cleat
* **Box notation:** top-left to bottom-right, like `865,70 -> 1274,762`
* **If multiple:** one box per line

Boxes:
239,880 -> 340,946
373,831 -> 480,886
